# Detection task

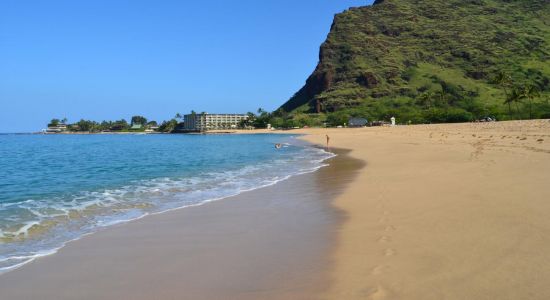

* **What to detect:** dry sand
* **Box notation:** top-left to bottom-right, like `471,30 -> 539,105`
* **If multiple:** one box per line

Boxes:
295,120 -> 550,300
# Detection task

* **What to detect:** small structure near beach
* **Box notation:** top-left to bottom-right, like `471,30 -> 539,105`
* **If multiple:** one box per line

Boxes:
130,124 -> 143,130
45,123 -> 67,133
348,117 -> 368,127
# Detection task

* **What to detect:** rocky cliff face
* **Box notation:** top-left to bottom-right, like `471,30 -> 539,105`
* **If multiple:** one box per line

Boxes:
280,0 -> 550,118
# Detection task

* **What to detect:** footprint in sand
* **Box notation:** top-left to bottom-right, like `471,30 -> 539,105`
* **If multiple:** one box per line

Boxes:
371,265 -> 390,275
377,236 -> 392,243
365,285 -> 390,300
384,225 -> 396,231
384,248 -> 396,256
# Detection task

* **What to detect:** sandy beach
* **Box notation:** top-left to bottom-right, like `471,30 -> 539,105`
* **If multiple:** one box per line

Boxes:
1,120 -> 550,299
295,120 -> 550,299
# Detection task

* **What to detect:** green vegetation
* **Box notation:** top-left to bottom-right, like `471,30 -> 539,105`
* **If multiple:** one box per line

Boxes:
158,119 -> 180,132
279,0 -> 550,124
47,118 -> 67,127
130,116 -> 148,126
46,115 -> 179,133
240,108 -> 274,128
237,108 -> 327,129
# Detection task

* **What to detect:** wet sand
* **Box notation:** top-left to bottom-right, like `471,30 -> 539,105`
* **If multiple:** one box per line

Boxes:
296,120 -> 550,299
0,150 -> 363,300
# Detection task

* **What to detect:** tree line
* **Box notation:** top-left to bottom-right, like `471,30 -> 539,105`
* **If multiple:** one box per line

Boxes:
492,71 -> 548,120
47,111 -> 274,132
47,115 -> 183,133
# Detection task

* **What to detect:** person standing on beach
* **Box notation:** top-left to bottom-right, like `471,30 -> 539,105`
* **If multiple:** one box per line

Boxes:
326,134 -> 330,149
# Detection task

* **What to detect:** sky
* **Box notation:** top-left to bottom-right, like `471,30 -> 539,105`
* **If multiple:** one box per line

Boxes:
0,0 -> 373,132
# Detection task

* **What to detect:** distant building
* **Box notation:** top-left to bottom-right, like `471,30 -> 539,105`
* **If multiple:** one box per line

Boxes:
184,113 -> 248,131
45,123 -> 67,133
348,117 -> 368,127
145,125 -> 159,133
130,124 -> 143,130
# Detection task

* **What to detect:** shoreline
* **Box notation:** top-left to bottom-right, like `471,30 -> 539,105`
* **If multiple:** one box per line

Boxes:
3,120 -> 550,299
33,129 -> 274,135
0,136 -> 333,275
0,146 -> 363,299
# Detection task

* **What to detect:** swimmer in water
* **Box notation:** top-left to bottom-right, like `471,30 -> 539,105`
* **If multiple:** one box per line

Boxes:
275,143 -> 282,149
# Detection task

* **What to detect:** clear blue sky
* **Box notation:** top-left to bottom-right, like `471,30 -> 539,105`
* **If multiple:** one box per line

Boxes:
0,0 -> 372,132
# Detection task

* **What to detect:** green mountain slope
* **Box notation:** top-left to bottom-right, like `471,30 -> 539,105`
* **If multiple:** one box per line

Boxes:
279,0 -> 550,123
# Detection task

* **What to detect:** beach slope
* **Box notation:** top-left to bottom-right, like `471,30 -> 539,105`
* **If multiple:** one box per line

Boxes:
297,120 -> 550,300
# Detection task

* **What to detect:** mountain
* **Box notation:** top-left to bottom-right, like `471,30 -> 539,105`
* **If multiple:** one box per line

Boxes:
279,0 -> 550,123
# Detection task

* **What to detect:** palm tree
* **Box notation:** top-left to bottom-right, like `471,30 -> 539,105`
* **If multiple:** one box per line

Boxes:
245,112 -> 256,128
508,88 -> 523,118
175,113 -> 182,120
503,95 -> 516,119
493,71 -> 513,116
521,84 -> 540,119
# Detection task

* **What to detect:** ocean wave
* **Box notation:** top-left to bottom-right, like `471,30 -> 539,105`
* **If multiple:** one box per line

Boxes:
0,144 -> 334,274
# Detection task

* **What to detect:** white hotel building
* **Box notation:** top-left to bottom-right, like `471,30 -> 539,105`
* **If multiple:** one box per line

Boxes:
183,113 -> 249,131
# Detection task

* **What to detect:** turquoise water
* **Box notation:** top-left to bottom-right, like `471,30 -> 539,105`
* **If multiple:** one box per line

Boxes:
0,133 -> 333,273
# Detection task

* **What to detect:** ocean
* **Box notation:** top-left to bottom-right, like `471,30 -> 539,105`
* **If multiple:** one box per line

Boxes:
0,133 -> 333,273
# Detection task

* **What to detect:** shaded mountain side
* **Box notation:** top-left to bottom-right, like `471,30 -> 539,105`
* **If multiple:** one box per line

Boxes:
280,0 -> 550,122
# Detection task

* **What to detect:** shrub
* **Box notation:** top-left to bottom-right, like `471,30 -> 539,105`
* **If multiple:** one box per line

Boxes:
326,111 -> 351,126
